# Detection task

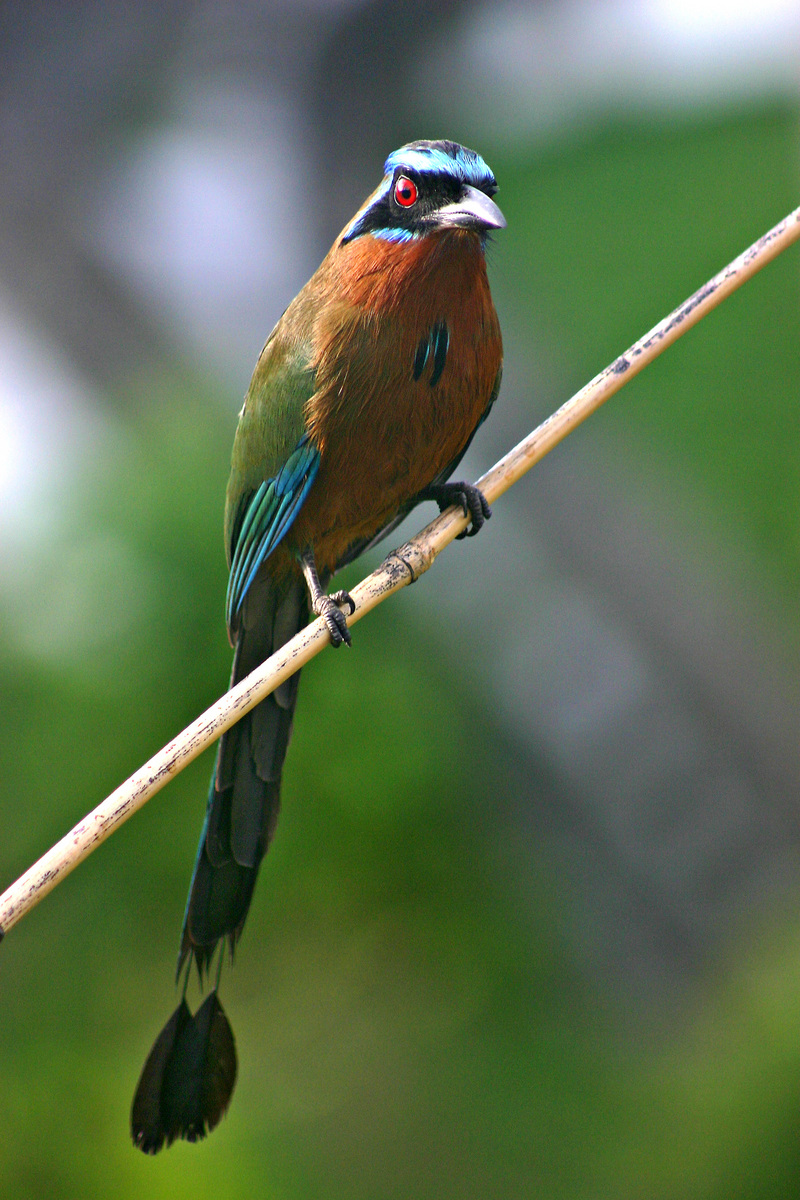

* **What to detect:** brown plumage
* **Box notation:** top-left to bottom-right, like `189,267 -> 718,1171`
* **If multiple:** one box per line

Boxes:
294,226 -> 502,570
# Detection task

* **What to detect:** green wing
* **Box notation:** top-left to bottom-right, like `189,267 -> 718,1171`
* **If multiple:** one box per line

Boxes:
224,325 -> 319,629
225,435 -> 319,627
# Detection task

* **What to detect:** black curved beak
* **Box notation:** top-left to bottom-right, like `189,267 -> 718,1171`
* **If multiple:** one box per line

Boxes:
435,184 -> 506,232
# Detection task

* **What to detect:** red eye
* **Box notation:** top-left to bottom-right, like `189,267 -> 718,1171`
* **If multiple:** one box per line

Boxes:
394,175 -> 417,207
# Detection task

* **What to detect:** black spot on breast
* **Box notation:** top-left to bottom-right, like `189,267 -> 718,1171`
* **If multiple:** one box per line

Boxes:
413,335 -> 430,380
429,322 -> 449,387
412,322 -> 449,386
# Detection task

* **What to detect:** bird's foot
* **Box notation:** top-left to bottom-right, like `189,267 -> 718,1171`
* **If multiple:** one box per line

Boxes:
300,547 -> 355,646
313,590 -> 355,647
423,481 -> 492,539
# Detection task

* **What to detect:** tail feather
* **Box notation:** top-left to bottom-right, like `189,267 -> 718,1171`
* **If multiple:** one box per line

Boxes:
250,693 -> 295,781
179,770 -> 270,975
133,573 -> 307,1151
180,574 -> 307,973
131,993 -> 237,1153
230,732 -> 278,866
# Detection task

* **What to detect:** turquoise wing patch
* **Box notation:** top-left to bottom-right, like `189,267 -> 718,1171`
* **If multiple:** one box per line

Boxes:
225,435 -> 320,626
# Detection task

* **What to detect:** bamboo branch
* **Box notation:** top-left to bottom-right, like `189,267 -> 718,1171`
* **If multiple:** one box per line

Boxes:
1,204 -> 799,940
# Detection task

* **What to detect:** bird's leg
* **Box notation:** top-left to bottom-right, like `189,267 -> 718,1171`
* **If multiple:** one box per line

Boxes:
300,548 -> 355,647
420,481 -> 492,539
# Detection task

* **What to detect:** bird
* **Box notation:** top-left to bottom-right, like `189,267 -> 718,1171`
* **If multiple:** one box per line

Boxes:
131,138 -> 505,1152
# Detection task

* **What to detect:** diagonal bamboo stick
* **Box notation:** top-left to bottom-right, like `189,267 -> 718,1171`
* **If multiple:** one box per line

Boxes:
1,204 -> 799,940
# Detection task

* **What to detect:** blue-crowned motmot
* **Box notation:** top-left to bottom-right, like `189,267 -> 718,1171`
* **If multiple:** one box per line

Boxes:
132,139 -> 505,1151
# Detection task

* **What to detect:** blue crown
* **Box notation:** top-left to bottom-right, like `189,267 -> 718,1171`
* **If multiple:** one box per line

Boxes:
384,140 -> 496,193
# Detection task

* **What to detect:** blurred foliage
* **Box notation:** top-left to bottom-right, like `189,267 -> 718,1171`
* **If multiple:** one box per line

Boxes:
495,102 -> 800,602
1,102 -> 799,1198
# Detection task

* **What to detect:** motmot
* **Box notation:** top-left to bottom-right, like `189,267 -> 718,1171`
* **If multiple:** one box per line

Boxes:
131,139 -> 505,1151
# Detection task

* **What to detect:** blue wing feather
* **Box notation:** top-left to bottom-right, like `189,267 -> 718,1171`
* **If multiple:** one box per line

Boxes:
225,436 -> 320,627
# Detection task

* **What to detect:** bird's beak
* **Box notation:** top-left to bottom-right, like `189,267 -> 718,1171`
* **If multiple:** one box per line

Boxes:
435,184 -> 506,232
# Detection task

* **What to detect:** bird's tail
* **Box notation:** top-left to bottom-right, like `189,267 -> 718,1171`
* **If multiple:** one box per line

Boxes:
131,575 -> 307,1153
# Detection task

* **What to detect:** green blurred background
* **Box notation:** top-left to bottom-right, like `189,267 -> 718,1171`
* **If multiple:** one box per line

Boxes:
0,2 -> 799,1196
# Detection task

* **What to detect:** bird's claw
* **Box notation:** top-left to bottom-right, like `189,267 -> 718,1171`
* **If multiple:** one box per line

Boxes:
329,589 -> 356,615
424,482 -> 492,539
313,590 -> 355,647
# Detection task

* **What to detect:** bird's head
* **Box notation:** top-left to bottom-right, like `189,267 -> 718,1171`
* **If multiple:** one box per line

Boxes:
341,139 -> 505,247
